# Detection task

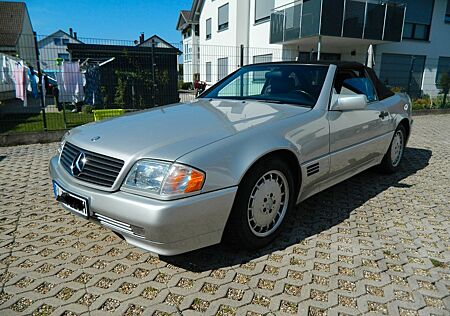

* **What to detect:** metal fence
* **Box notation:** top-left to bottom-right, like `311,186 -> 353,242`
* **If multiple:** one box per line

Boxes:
1,32 -> 449,135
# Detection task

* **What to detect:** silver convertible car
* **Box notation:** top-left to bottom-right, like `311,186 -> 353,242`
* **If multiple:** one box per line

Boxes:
49,61 -> 412,255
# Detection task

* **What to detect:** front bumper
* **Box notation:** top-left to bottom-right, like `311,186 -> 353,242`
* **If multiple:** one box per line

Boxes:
49,156 -> 237,255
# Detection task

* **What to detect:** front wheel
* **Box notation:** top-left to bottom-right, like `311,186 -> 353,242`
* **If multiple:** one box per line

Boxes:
379,125 -> 406,173
224,158 -> 295,250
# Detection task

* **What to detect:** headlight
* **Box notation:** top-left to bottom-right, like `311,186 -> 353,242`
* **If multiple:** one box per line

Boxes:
122,159 -> 205,197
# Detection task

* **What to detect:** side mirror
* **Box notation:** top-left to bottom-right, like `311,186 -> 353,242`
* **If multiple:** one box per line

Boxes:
331,95 -> 368,111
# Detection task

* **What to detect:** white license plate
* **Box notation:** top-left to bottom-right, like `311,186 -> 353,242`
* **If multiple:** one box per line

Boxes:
53,181 -> 89,218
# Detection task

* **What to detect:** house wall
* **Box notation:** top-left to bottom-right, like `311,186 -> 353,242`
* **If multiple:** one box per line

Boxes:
38,32 -> 80,71
16,9 -> 36,68
374,0 -> 450,97
181,28 -> 200,83
184,0 -> 450,97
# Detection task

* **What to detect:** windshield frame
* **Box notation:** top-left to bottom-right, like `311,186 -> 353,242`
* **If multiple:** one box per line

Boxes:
199,63 -> 330,108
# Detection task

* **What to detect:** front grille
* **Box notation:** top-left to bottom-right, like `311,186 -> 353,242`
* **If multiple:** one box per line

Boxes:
93,213 -> 145,238
60,142 -> 124,187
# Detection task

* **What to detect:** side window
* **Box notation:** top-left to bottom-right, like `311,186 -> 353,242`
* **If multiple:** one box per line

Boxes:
335,69 -> 378,102
342,78 -> 377,102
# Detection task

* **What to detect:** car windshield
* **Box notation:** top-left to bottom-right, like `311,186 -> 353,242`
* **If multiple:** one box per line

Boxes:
201,64 -> 329,107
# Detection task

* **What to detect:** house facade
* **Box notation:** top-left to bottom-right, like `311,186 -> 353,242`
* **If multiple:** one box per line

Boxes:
0,1 -> 36,67
178,0 -> 450,98
176,8 -> 201,83
37,29 -> 82,71
0,1 -> 36,101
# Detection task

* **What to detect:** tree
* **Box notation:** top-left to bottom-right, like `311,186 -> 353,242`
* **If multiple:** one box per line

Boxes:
437,72 -> 450,108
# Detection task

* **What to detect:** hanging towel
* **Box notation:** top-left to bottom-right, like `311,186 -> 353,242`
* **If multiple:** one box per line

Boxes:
61,61 -> 84,103
28,67 -> 38,98
13,63 -> 26,102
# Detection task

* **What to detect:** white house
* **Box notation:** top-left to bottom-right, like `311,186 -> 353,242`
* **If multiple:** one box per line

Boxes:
177,7 -> 201,83
37,29 -> 82,71
178,0 -> 450,98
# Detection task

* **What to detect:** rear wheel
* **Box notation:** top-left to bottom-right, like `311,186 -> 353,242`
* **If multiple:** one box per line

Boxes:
225,158 -> 295,249
379,125 -> 406,173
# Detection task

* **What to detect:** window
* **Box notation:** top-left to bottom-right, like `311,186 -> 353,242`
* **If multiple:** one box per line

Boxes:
436,57 -> 450,84
184,44 -> 191,61
218,4 -> 229,31
58,53 -> 69,61
62,38 -> 70,45
253,54 -> 272,64
255,0 -> 274,23
202,64 -> 329,108
206,62 -> 212,82
334,69 -> 378,102
54,38 -> 62,45
253,54 -> 273,81
206,18 -> 212,39
218,57 -> 228,80
379,53 -> 426,98
400,0 -> 433,40
446,0 -> 450,23
403,22 -> 430,41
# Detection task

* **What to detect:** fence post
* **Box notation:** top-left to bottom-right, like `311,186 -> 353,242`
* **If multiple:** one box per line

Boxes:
33,32 -> 47,130
406,56 -> 415,97
240,45 -> 244,67
151,39 -> 156,107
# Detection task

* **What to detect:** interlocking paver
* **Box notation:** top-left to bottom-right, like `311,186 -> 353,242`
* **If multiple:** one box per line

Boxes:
0,114 -> 449,315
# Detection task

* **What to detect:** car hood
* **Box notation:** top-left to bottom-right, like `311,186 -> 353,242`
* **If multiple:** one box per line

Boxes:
67,99 -> 310,162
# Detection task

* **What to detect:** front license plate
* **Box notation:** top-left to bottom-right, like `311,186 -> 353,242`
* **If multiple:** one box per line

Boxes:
53,181 -> 89,218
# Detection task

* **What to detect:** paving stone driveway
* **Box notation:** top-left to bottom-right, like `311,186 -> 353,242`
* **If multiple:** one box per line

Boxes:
0,114 -> 449,316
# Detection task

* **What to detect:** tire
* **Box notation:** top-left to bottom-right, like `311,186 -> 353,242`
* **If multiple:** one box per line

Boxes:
224,157 -> 296,250
379,125 -> 406,174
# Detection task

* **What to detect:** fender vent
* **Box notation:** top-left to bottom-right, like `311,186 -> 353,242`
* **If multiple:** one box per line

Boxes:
306,162 -> 320,177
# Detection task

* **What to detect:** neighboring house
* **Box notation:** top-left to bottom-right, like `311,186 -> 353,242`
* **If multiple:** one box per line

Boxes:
0,1 -> 36,101
37,29 -> 82,71
178,0 -> 450,98
176,8 -> 201,83
137,34 -> 178,49
0,1 -> 36,67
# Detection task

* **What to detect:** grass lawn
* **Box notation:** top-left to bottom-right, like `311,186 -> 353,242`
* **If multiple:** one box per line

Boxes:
0,112 -> 94,134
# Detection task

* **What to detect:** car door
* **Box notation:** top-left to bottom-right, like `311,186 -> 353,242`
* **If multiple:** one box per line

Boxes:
327,68 -> 393,177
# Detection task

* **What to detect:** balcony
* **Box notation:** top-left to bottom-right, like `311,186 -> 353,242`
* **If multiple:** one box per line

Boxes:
270,0 -> 406,45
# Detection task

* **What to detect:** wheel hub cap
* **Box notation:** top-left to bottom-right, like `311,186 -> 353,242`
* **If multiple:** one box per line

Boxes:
247,170 -> 289,237
391,130 -> 404,167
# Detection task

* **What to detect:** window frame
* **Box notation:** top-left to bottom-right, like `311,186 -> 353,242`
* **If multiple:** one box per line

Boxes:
333,68 -> 379,104
255,0 -> 274,24
206,18 -> 212,40
58,53 -> 70,61
218,3 -> 229,32
217,57 -> 229,81
206,62 -> 212,82
436,56 -> 450,84
402,22 -> 430,41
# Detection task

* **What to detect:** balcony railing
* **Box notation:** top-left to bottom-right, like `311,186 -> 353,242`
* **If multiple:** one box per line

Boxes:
270,0 -> 406,44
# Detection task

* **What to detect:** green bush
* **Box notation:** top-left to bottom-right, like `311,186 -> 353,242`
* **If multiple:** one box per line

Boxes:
180,82 -> 193,90
412,96 -> 431,110
82,105 -> 94,114
390,86 -> 404,93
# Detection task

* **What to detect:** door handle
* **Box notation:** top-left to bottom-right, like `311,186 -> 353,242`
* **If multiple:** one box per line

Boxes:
379,111 -> 389,119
